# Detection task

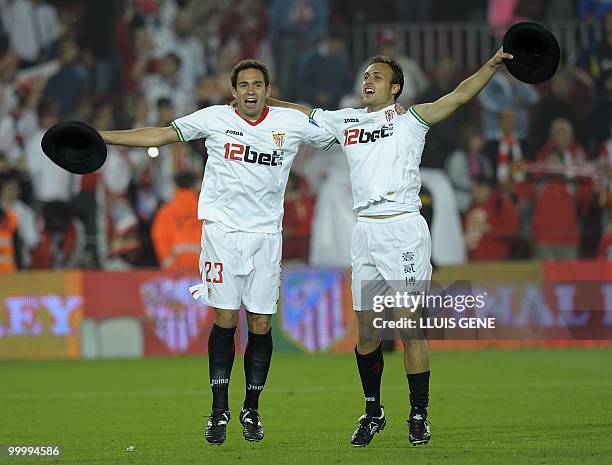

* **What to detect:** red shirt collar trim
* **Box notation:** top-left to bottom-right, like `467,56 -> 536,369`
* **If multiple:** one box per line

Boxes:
235,106 -> 269,126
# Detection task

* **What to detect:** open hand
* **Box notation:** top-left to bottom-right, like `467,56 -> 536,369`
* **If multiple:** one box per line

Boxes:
489,47 -> 513,70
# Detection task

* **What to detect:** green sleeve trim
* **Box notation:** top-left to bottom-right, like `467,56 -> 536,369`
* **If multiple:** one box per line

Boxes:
322,138 -> 338,151
308,108 -> 318,120
171,121 -> 185,142
409,106 -> 431,128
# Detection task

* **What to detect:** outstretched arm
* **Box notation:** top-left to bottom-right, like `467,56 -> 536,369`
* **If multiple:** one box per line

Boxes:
99,126 -> 179,147
266,98 -> 312,117
265,98 -> 409,116
413,48 -> 514,126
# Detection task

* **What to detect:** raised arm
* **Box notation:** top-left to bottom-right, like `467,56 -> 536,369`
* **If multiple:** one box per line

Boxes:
99,126 -> 179,147
413,48 -> 514,126
265,98 -> 408,116
266,98 -> 312,117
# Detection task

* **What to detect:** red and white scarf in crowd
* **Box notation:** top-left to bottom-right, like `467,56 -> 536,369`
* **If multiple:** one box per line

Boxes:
497,132 -> 524,183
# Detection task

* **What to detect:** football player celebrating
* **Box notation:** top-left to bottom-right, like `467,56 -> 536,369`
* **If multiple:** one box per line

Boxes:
99,60 -> 335,445
267,48 -> 513,447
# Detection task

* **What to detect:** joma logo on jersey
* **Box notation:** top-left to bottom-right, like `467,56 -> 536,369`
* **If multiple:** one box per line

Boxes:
343,125 -> 393,145
226,129 -> 243,136
344,118 -> 359,123
224,143 -> 283,166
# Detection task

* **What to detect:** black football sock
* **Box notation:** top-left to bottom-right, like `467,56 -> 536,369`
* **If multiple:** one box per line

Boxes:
407,371 -> 430,415
243,329 -> 273,410
355,344 -> 384,416
208,324 -> 236,411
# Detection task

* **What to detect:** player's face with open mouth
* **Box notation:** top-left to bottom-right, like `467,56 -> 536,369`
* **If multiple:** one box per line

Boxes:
362,63 -> 398,108
233,68 -> 271,119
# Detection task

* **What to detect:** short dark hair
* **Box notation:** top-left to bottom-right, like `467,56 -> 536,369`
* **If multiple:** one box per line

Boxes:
157,97 -> 173,109
165,52 -> 181,66
174,171 -> 196,188
230,59 -> 270,89
368,55 -> 404,101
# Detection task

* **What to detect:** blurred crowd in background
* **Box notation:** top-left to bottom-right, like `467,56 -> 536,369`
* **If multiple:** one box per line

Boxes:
0,0 -> 611,273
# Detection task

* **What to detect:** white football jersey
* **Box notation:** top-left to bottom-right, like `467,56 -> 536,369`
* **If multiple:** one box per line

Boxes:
172,105 -> 336,233
309,104 -> 430,213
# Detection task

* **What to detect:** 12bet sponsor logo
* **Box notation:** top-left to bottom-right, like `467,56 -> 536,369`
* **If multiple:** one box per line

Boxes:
224,143 -> 283,166
343,125 -> 393,146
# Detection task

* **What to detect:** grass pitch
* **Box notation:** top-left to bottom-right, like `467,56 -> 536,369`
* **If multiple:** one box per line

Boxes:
1,347 -> 611,464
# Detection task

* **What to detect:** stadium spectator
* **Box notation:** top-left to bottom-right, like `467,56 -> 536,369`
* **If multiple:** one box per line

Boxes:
598,118 -> 612,213
95,102 -> 141,269
478,67 -> 539,143
537,119 -> 576,162
446,124 -> 493,214
530,68 -> 582,150
78,0 -> 119,93
0,111 -> 21,167
536,118 -> 589,176
24,98 -> 79,206
131,97 -> 198,268
485,108 -> 529,186
155,9 -> 207,91
123,94 -> 161,242
142,52 -> 193,120
464,176 -> 519,261
0,180 -> 18,272
349,30 -> 429,107
574,9 -> 612,93
534,119 -> 598,252
578,0 -> 612,21
43,39 -> 88,119
115,4 -> 155,93
196,74 -> 227,108
218,0 -> 269,63
0,172 -> 38,268
151,171 -> 201,270
283,173 -> 315,261
31,201 -> 85,269
296,30 -> 352,109
134,0 -> 180,40
597,215 -> 612,258
150,97 -> 201,202
588,70 -> 612,148
487,0 -> 525,37
418,56 -> 470,168
0,0 -> 61,68
531,150 -> 581,260
268,0 -> 327,100
71,96 -> 103,266
0,37 -> 20,119
74,93 -> 95,124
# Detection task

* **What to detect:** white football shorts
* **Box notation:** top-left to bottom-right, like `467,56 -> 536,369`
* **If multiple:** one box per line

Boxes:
189,221 -> 282,314
351,212 -> 433,311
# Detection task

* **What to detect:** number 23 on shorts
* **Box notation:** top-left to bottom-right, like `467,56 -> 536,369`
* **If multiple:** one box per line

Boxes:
203,261 -> 223,283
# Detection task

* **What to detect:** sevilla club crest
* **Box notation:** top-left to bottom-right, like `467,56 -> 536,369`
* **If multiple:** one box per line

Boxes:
385,109 -> 395,123
272,132 -> 285,149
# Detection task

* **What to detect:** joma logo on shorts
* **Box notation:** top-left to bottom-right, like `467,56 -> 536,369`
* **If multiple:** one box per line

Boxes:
343,126 -> 393,145
224,143 -> 283,166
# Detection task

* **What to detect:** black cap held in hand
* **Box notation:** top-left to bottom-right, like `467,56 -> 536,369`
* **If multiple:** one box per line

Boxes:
41,121 -> 107,174
502,22 -> 560,84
